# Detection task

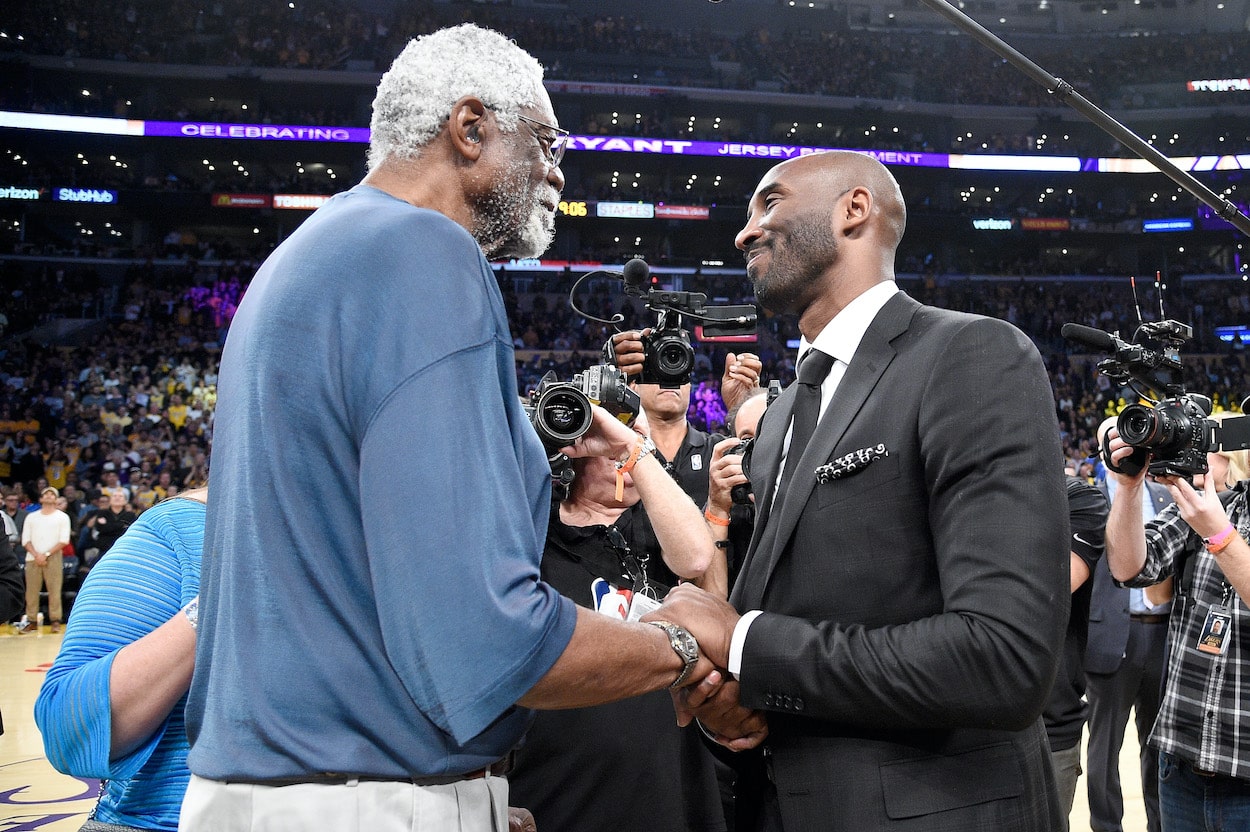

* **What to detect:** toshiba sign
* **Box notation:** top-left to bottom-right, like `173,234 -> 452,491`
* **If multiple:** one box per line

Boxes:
273,194 -> 332,210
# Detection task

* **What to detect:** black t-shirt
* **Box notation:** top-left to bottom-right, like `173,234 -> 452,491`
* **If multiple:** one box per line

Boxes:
89,508 -> 138,554
1043,476 -> 1109,751
508,505 -> 726,832
655,426 -> 723,510
634,424 -> 729,573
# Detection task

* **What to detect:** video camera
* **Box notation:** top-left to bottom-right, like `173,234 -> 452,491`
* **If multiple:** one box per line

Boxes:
1061,320 -> 1250,478
599,259 -> 757,388
524,364 -> 640,460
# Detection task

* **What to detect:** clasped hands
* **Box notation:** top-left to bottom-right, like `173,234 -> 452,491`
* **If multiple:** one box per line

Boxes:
643,583 -> 769,751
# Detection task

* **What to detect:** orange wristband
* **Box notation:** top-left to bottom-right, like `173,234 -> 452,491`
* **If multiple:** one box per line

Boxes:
704,508 -> 731,527
614,436 -> 656,501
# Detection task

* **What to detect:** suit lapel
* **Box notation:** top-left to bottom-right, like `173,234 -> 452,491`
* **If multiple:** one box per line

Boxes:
734,293 -> 919,610
730,383 -> 795,608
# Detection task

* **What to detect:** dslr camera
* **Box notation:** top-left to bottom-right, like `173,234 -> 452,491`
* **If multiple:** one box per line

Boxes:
727,437 -> 755,505
1062,320 -> 1250,478
524,364 -> 640,460
608,259 -> 757,388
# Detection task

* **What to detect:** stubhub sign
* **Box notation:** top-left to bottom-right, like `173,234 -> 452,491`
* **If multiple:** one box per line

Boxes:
54,187 -> 118,204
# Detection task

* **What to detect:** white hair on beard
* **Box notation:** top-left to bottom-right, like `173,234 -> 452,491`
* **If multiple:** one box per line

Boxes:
367,23 -> 546,171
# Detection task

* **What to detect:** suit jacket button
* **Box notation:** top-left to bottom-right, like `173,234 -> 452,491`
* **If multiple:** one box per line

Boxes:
782,695 -> 792,709
764,693 -> 774,707
794,697 -> 804,712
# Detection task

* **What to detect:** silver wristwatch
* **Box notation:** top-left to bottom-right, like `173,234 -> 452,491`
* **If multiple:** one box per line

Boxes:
648,620 -> 699,689
183,596 -> 199,631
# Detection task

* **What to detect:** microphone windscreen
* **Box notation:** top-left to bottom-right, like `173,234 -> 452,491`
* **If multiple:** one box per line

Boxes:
1061,322 -> 1116,353
622,258 -> 650,289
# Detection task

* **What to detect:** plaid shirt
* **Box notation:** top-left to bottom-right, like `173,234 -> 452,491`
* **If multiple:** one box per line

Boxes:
1124,480 -> 1250,779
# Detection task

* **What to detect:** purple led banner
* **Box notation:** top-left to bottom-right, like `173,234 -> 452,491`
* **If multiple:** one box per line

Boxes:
143,121 -> 370,143
139,120 -> 946,165
564,135 -> 948,167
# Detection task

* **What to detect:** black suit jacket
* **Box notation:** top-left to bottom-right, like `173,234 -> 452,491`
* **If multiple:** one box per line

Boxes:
729,292 -> 1070,831
1085,479 -> 1173,675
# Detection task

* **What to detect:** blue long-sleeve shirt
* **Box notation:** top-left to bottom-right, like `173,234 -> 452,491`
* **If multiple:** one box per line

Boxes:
36,498 -> 204,831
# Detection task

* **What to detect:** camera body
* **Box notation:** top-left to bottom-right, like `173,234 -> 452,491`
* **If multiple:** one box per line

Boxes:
638,310 -> 696,388
525,364 -> 641,502
1116,394 -> 1216,479
614,260 -> 756,389
524,365 -> 640,459
727,437 -> 755,505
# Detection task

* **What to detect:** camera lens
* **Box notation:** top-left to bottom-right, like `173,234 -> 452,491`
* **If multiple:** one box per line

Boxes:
534,386 -> 593,445
1118,404 -> 1162,447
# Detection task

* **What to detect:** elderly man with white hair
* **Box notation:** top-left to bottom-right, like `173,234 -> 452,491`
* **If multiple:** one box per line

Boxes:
181,23 -> 716,832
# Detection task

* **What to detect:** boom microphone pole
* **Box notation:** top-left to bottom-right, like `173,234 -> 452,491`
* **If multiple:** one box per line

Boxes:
916,0 -> 1250,238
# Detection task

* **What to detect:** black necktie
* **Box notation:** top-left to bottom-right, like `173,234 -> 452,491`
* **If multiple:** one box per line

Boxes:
780,348 -> 834,487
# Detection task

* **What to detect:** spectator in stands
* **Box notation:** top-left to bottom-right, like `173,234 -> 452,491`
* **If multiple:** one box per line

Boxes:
2,488 -> 26,541
82,489 -> 137,568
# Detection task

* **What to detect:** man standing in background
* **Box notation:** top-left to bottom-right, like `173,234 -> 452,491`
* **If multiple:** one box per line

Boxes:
19,486 -> 70,633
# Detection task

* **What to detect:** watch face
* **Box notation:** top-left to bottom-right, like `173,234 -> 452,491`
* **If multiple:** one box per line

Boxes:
673,626 -> 698,661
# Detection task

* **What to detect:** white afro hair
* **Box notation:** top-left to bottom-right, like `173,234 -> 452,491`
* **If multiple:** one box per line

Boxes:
367,23 -> 547,170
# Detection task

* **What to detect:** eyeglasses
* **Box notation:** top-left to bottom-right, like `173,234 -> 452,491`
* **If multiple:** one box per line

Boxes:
516,113 -> 569,168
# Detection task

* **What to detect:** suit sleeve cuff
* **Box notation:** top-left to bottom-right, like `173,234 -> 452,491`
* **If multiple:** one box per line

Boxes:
728,609 -> 764,679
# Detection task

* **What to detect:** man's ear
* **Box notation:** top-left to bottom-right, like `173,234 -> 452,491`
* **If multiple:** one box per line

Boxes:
840,186 -> 873,236
448,96 -> 488,161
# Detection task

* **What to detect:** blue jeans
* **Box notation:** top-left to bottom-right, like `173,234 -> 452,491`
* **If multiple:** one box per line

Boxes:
1159,751 -> 1250,831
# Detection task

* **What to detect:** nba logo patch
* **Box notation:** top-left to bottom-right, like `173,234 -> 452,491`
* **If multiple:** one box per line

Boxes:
691,455 -> 703,471
591,577 -> 632,620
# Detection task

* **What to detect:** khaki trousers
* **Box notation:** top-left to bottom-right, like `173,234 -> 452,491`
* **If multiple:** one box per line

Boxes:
179,773 -> 509,832
25,553 -> 63,623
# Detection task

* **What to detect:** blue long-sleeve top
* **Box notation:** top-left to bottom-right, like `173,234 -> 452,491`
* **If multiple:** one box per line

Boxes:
36,498 -> 204,832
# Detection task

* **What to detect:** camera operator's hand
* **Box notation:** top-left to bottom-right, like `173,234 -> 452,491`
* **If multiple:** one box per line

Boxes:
708,437 -> 748,518
608,329 -> 650,380
1104,426 -> 1151,488
720,352 -> 763,412
560,405 -> 641,463
1156,469 -> 1231,541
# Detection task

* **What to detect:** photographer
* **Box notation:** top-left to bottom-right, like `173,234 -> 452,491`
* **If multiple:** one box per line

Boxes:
1105,424 -> 1250,827
608,330 -> 762,508
703,388 -> 769,598
508,412 -> 723,832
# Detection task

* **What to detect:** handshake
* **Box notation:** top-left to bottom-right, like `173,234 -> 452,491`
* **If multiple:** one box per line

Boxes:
643,584 -> 770,752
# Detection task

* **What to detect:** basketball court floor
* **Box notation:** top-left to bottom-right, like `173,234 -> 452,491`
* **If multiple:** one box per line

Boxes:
2,626 -> 1152,831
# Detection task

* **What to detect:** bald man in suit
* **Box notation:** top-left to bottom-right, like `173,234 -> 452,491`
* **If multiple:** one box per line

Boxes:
646,151 -> 1070,831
